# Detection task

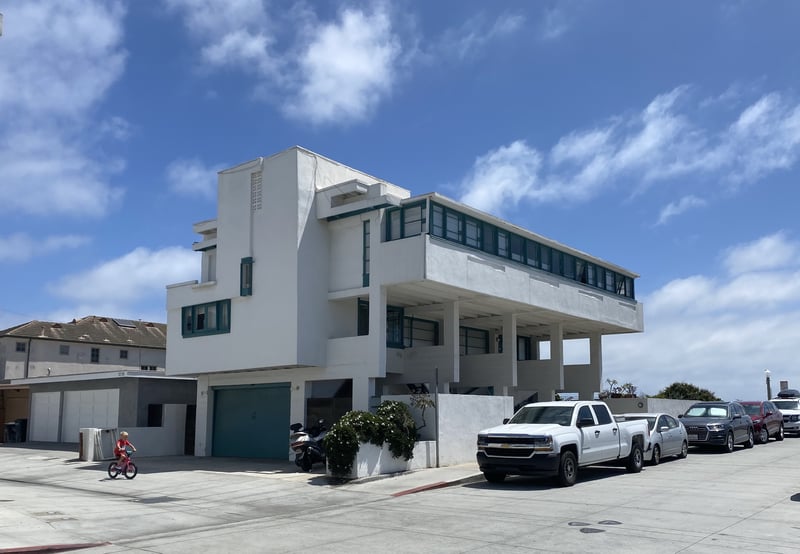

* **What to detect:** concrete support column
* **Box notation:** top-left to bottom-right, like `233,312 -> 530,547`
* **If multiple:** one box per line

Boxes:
352,376 -> 376,411
502,312 -> 518,388
443,300 -> 460,383
290,379 -> 307,428
195,375 -> 211,457
550,323 -> 564,391
588,332 -> 603,399
368,285 -> 387,378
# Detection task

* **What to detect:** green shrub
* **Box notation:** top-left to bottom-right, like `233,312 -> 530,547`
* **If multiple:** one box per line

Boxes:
324,400 -> 417,478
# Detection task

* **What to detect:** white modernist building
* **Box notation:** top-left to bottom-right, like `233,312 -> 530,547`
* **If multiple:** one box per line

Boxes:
166,146 -> 644,459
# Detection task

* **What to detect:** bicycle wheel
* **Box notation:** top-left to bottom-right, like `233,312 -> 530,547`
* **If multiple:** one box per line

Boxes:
108,462 -> 120,479
124,461 -> 138,479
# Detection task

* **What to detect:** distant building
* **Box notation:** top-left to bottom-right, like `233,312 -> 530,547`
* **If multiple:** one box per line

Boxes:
166,146 -> 644,459
0,316 -> 195,448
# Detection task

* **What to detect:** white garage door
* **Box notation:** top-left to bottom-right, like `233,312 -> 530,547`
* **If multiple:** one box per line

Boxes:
60,389 -> 120,443
30,392 -> 61,442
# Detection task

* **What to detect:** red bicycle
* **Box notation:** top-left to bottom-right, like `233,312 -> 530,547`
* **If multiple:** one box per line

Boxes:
107,448 -> 138,479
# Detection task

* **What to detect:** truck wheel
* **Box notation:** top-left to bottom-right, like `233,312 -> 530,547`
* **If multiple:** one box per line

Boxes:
483,471 -> 506,483
626,442 -> 643,473
556,451 -> 577,487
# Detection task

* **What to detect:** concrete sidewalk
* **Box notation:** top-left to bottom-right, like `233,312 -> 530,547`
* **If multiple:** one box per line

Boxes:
4,440 -> 800,553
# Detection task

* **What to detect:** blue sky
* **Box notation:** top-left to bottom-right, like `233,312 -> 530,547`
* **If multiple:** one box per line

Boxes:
2,1 -> 800,401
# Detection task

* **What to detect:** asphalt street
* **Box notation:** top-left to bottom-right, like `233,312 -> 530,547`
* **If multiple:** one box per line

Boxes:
1,436 -> 799,553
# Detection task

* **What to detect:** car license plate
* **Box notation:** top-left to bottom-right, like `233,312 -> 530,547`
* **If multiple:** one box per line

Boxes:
688,434 -> 698,440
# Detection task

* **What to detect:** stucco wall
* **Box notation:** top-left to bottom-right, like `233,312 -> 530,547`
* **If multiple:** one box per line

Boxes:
384,394 -> 514,466
604,397 -> 698,418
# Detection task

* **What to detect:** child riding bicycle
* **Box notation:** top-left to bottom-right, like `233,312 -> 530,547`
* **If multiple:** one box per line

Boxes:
114,431 -> 136,468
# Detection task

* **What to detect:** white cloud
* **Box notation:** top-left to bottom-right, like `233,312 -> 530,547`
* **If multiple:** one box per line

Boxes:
722,231 -> 798,275
657,195 -> 707,225
457,86 -> 800,216
438,12 -> 525,60
0,233 -> 91,263
47,247 -> 199,317
459,141 -> 542,216
166,158 -> 225,199
0,1 -> 128,218
604,232 -> 800,401
284,7 -> 401,125
539,7 -> 569,40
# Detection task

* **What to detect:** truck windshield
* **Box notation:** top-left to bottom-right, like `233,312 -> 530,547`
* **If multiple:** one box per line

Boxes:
773,400 -> 800,410
508,405 -> 574,426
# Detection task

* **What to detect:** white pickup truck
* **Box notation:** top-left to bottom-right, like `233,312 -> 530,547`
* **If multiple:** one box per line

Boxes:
476,400 -> 650,487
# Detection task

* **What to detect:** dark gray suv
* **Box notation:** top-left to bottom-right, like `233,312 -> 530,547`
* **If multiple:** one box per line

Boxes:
679,401 -> 755,452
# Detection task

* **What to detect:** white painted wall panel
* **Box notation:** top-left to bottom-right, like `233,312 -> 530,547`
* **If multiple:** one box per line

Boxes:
30,391 -> 61,442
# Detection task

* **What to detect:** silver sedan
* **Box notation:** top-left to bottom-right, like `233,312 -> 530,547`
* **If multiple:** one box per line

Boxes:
618,412 -> 689,465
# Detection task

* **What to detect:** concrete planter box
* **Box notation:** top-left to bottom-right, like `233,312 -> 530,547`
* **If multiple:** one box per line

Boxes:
329,440 -> 437,480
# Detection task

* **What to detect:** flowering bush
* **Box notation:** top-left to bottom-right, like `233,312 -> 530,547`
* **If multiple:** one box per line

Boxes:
324,401 -> 417,477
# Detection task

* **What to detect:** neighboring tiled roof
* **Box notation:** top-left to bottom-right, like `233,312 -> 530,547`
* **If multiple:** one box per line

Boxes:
0,316 -> 166,349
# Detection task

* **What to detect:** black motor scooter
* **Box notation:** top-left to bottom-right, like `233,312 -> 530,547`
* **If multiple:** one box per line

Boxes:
289,420 -> 328,472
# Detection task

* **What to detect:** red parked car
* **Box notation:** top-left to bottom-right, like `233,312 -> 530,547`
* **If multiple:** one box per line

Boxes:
740,401 -> 784,443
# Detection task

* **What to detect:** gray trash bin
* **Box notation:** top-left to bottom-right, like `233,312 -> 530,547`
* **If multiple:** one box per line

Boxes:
4,422 -> 17,443
14,419 -> 28,442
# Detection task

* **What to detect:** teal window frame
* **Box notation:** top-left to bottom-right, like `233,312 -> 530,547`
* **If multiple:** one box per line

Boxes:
385,200 -> 427,241
459,326 -> 489,356
363,221 -> 370,287
403,316 -> 439,347
426,201 -> 636,300
182,299 -> 232,337
240,257 -> 253,296
387,305 -> 405,348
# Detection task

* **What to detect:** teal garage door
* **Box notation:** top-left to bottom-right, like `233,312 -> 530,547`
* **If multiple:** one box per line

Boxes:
212,384 -> 291,458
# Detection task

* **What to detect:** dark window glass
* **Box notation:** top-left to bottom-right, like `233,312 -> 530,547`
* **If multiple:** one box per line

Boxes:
431,204 -> 444,237
15,342 -> 26,352
593,404 -> 613,425
363,221 -> 370,287
562,254 -> 575,279
482,223 -> 496,253
510,234 -> 524,262
240,257 -> 253,296
403,317 -> 439,347
526,241 -> 539,267
576,259 -> 587,283
445,210 -> 461,242
59,345 -> 69,355
551,250 -> 562,275
465,217 -> 481,248
517,336 -> 531,361
459,327 -> 489,355
91,348 -> 100,363
587,264 -> 596,286
357,300 -> 369,336
182,300 -> 232,337
577,405 -> 594,425
540,245 -> 551,271
147,404 -> 164,427
387,209 -> 401,240
387,306 -> 404,348
605,269 -> 615,292
403,204 -> 424,237
497,230 -> 509,257
120,350 -> 128,359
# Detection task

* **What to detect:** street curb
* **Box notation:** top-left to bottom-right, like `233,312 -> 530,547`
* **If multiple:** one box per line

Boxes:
391,473 -> 484,496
